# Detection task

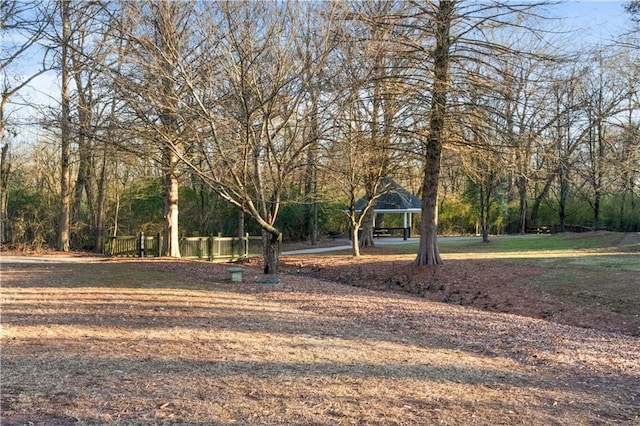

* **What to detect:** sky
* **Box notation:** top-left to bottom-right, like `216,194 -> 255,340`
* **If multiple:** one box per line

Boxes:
3,0 -> 638,145
546,1 -> 633,43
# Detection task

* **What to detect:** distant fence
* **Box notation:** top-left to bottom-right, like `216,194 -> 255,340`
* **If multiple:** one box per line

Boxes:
105,233 -> 265,261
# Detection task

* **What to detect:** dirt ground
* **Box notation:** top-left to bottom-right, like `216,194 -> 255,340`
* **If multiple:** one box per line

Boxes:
1,237 -> 639,425
277,248 -> 639,337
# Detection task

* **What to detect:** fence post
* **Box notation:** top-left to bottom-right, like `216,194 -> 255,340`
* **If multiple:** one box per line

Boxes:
244,233 -> 249,258
139,232 -> 145,257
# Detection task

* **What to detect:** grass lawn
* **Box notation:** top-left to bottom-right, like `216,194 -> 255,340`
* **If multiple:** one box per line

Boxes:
441,233 -> 640,316
370,232 -> 639,316
387,231 -> 627,254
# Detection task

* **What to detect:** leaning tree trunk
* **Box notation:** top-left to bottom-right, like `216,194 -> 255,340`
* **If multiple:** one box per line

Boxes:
530,173 -> 555,228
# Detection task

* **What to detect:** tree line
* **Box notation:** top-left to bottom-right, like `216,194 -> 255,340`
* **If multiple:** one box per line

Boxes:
1,0 -> 639,273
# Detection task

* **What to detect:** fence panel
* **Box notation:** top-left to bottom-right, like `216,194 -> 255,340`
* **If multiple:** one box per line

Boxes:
247,236 -> 264,256
142,235 -> 160,257
106,236 -> 138,257
180,237 -> 209,259
107,233 -> 265,261
209,236 -> 248,261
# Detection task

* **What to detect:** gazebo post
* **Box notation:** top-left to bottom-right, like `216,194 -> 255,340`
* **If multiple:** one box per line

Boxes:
403,212 -> 409,240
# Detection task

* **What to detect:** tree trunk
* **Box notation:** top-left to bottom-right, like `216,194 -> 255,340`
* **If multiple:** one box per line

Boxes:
0,143 -> 10,244
310,202 -> 318,245
59,0 -> 71,252
71,45 -> 95,249
415,178 -> 442,265
593,190 -> 601,230
360,207 -> 375,248
480,185 -> 491,243
529,173 -> 555,228
303,149 -> 318,245
415,0 -> 453,266
72,124 -> 96,249
162,148 -> 180,257
558,166 -> 569,232
155,0 -> 183,257
593,119 -> 604,230
415,133 -> 444,264
516,175 -> 527,234
351,226 -> 361,257
303,101 -> 318,245
94,148 -> 107,253
262,229 -> 280,274
237,208 -> 245,258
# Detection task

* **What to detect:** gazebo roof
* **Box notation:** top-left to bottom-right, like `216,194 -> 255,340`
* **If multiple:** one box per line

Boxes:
355,178 -> 421,213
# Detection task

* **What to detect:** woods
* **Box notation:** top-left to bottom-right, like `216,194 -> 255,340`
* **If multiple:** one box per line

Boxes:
2,0 -> 639,272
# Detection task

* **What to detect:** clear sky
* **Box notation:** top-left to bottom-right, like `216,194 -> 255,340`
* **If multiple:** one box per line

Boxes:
4,0 -> 638,138
542,1 -> 634,48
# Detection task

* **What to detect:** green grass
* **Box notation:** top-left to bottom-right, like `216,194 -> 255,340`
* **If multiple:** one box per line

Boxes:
371,233 -> 623,255
439,233 -> 623,253
378,232 -> 640,316
533,263 -> 639,314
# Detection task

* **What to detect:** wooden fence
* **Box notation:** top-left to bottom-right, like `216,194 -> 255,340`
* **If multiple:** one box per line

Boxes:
106,233 -> 265,261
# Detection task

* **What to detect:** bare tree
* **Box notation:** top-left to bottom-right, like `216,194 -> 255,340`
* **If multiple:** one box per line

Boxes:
400,1 -> 552,265
614,47 -> 640,228
627,0 -> 640,23
169,1 -> 337,273
494,52 -> 562,234
0,142 -> 10,243
457,79 -> 507,242
1,0 -> 53,137
111,0 -> 202,257
578,50 -> 629,229
59,0 -> 71,251
1,0 -> 54,244
57,1 -> 119,251
298,4 -> 327,246
325,79 -> 389,256
528,67 -> 588,230
327,1 -> 413,255
411,0 -> 454,265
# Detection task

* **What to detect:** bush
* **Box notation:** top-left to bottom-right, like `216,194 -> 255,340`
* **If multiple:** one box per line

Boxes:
6,186 -> 58,249
439,194 -> 475,235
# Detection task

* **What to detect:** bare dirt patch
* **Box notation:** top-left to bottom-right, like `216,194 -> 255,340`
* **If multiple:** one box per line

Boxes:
1,248 -> 639,425
279,247 -> 639,336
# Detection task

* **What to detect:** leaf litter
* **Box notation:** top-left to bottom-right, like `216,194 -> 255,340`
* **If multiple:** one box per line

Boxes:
0,252 -> 638,425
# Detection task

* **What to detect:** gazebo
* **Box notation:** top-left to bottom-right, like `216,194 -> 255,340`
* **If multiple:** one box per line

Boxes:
355,179 -> 421,240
